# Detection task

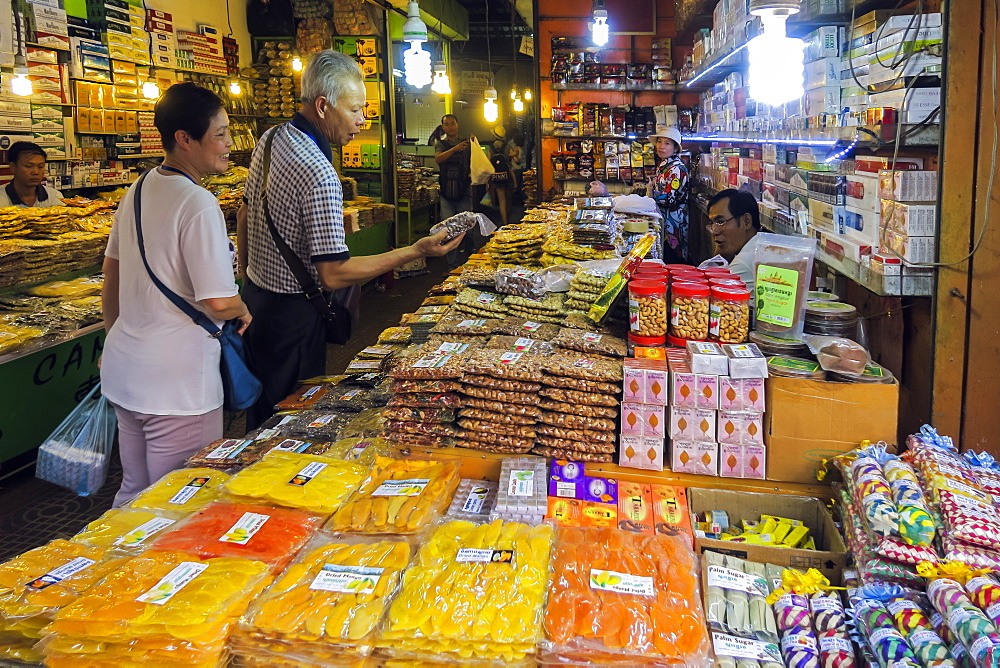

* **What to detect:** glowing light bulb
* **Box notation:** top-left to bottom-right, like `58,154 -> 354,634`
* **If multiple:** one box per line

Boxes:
513,94 -> 524,112
591,12 -> 609,46
10,65 -> 32,97
523,88 -> 532,100
510,87 -> 517,100
431,62 -> 451,94
291,55 -> 303,72
402,0 -> 432,88
483,85 -> 498,122
747,14 -> 804,106
229,80 -> 242,95
141,78 -> 160,100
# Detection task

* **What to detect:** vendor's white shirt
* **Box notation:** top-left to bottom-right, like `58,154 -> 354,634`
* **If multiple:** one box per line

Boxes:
0,184 -> 64,207
728,233 -> 761,292
101,169 -> 238,415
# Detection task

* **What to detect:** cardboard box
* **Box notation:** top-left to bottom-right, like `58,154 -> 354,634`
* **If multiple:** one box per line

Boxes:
689,488 -> 848,584
617,481 -> 655,534
764,376 -> 899,484
881,200 -> 936,236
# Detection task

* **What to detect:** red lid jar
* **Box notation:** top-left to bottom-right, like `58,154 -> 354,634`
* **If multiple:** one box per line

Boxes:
669,282 -> 711,341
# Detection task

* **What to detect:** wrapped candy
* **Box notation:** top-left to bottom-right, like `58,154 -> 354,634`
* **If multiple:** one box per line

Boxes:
811,591 -> 855,668
966,575 -> 1000,625
127,467 -> 230,513
926,576 -> 1000,666
851,597 -> 919,668
847,455 -> 898,538
222,451 -> 368,514
781,632 -> 821,668
886,593 -> 955,666
817,631 -> 856,668
964,451 -> 1000,500
378,519 -> 553,663
542,526 -> 711,664
775,593 -> 814,635
882,457 -> 937,547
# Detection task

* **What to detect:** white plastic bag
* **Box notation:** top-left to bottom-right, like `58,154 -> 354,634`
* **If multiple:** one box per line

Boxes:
469,136 -> 495,185
36,383 -> 116,496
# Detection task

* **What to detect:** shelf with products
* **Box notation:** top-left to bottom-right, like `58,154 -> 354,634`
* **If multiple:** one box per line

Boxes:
552,82 -> 678,92
686,124 -> 940,148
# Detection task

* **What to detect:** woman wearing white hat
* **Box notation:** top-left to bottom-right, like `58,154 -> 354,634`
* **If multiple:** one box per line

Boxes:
648,127 -> 690,263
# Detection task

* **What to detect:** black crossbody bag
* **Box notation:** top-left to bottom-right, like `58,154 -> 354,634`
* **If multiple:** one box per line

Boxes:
259,129 -> 353,344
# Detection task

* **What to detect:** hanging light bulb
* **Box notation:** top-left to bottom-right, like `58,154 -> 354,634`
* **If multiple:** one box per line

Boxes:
510,86 -> 518,100
402,0 -> 432,88
513,96 -> 524,112
431,61 -> 451,94
591,0 -> 609,47
10,55 -> 32,97
747,0 -> 804,106
483,85 -> 499,123
229,79 -> 242,95
141,70 -> 160,100
291,55 -> 303,72
523,88 -> 532,100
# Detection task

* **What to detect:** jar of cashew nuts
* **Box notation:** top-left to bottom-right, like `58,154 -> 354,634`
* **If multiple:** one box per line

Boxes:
669,282 -> 711,341
628,280 -> 667,340
709,285 -> 751,343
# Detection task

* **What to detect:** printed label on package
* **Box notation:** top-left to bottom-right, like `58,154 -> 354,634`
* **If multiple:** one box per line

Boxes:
372,478 -> 430,497
512,337 -> 535,351
476,294 -> 497,304
348,360 -> 381,370
781,633 -> 818,652
300,385 -> 322,400
508,470 -> 535,497
573,358 -> 596,369
582,332 -> 603,343
436,341 -> 471,354
279,415 -> 297,425
167,476 -> 211,505
462,485 -> 491,513
755,264 -> 799,327
338,389 -> 364,400
218,512 -> 271,544
114,517 -> 177,546
810,596 -> 844,613
456,548 -> 514,564
712,633 -> 783,662
555,481 -> 577,498
255,428 -> 279,439
308,415 -> 339,428
413,354 -> 453,368
204,439 -> 251,460
589,569 -> 655,597
499,352 -> 524,364
706,565 -> 769,597
521,321 -> 542,332
818,635 -> 853,654
288,461 -> 328,486
269,439 -> 309,453
344,440 -> 374,460
360,347 -> 393,356
869,627 -> 905,645
309,564 -> 383,594
458,319 -> 487,328
136,562 -> 209,605
25,557 -> 96,590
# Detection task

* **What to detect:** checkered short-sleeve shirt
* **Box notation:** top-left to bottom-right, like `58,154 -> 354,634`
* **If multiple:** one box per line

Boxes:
244,122 -> 350,293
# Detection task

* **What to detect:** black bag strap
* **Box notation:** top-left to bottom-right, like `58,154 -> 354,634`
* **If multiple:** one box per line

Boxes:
133,170 -> 222,339
259,127 -> 337,321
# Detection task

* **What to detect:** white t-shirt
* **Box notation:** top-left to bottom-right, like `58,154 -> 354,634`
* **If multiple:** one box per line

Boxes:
101,169 -> 238,415
0,184 -> 64,207
728,233 -> 761,293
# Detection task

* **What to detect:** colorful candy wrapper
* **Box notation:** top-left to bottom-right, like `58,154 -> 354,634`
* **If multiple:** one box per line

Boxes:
810,592 -> 848,635
775,593 -> 814,635
966,575 -> 1000,625
941,535 -> 1000,570
926,577 -> 1000,665
853,598 -> 920,668
886,595 -> 955,666
883,456 -> 936,547
849,457 -> 898,538
817,631 -> 856,668
781,632 -> 821,668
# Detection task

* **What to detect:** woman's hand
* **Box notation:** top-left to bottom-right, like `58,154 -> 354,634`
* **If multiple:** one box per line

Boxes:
236,312 -> 252,335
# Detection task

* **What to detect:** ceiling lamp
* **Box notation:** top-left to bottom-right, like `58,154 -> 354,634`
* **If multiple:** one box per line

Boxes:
229,79 -> 242,95
510,86 -> 517,100
431,61 -> 451,94
747,0 -> 804,106
291,55 -> 303,72
402,0 -> 432,88
483,85 -> 499,123
513,91 -> 524,112
141,69 -> 160,100
591,0 -> 609,47
10,55 -> 32,97
523,88 -> 532,100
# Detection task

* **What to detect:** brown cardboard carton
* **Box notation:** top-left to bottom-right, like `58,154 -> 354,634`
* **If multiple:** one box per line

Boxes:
688,488 -> 847,584
764,376 -> 898,484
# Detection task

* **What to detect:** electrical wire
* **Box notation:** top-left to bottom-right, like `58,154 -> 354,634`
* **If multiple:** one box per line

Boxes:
846,0 -> 925,95
224,0 -> 235,39
11,0 -> 24,60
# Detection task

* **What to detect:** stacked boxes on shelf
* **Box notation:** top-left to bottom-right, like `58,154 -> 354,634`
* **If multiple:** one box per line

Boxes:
138,111 -> 160,155
29,2 -> 69,50
877,170 -> 938,265
147,9 -> 177,71
619,358 -> 668,471
178,27 -> 227,76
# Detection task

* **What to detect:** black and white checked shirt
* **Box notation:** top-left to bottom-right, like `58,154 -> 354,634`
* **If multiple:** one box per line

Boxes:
244,113 -> 351,294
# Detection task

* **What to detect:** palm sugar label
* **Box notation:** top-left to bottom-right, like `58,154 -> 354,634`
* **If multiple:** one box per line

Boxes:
755,265 -> 799,327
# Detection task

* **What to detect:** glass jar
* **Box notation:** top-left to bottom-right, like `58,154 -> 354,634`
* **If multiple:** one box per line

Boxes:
669,282 -> 711,341
671,271 -> 706,285
628,280 -> 667,339
628,332 -> 666,358
709,285 -> 752,343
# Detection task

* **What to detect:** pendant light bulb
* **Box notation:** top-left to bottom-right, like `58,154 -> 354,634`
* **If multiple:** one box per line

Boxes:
523,88 -> 532,100
229,79 -> 242,95
141,73 -> 160,100
483,85 -> 498,123
510,86 -> 518,100
513,96 -> 524,112
291,55 -> 303,72
591,0 -> 609,47
10,56 -> 32,97
431,61 -> 451,94
746,12 -> 804,106
402,0 -> 432,88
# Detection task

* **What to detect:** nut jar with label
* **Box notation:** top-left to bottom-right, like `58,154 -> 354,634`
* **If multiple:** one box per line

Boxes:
628,279 -> 667,340
709,286 -> 751,344
670,282 -> 710,341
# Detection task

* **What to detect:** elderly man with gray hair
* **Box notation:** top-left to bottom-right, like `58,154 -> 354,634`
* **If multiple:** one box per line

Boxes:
237,50 -> 464,429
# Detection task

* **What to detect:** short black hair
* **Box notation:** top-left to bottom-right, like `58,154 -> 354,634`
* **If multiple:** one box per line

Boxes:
441,114 -> 458,124
7,141 -> 47,165
708,188 -> 761,231
154,82 -> 225,152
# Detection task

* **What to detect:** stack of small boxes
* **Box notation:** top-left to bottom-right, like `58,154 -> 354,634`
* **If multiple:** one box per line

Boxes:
178,27 -> 227,76
877,170 -> 938,264
619,358 -> 668,471
668,342 -> 768,480
147,9 -> 177,71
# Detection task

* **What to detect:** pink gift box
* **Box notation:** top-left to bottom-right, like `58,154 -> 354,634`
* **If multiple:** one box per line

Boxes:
646,367 -> 668,405
642,405 -> 665,438
718,411 -> 764,445
743,444 -> 766,478
621,402 -> 644,436
671,371 -> 698,408
719,443 -> 743,478
670,407 -> 716,441
672,440 -> 718,475
718,377 -> 767,411
623,365 -> 644,402
696,375 -> 719,410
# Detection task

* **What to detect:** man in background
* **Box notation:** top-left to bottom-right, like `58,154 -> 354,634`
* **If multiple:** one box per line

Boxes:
0,141 -> 63,208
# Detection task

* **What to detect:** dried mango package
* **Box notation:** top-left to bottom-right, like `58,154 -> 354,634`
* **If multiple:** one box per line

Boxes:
378,519 -> 554,663
0,539 -> 128,641
231,536 -> 412,664
149,502 -> 321,572
127,468 -> 230,513
40,551 -> 271,666
325,456 -> 461,535
222,451 -> 368,514
72,508 -> 185,554
542,526 -> 711,664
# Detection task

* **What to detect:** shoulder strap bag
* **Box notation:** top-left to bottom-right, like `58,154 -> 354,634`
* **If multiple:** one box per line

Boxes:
133,170 -> 262,412
259,128 -> 353,345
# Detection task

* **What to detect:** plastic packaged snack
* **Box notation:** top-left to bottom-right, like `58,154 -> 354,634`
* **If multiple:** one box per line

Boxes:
389,379 -> 463,394
72,508 -> 185,554
446,479 -> 500,521
457,418 -> 536,438
461,374 -> 542,392
543,354 -> 624,382
537,411 -> 616,432
430,210 -> 496,241
384,420 -> 459,438
533,444 -> 614,463
457,439 -> 535,454
185,437 -> 272,470
495,266 -> 546,299
485,335 -> 557,355
461,349 -> 547,381
340,407 -> 389,439
491,456 -> 548,525
539,386 -> 619,407
552,328 -> 628,357
41,551 -> 271,666
378,519 -> 554,663
804,335 -> 872,376
460,385 -> 541,405
222,451 -> 368,514
389,352 -> 466,380
539,373 -> 620,393
378,327 -> 412,344
149,502 -> 322,572
386,432 -> 458,449
232,536 -> 412,662
542,526 -> 710,664
262,409 -> 352,438
276,384 -> 330,410
461,397 -> 542,417
459,431 -> 536,451
327,437 -> 395,467
387,392 -> 463,409
382,406 -> 456,423
458,408 -> 538,425
326,456 -> 461,534
493,317 -> 560,340
128,467 -> 230,513
453,289 -> 509,317
537,398 -> 618,418
311,387 -> 377,412
753,233 -> 817,340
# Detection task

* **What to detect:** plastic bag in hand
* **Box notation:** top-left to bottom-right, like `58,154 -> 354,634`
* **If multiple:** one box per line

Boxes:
36,384 -> 116,496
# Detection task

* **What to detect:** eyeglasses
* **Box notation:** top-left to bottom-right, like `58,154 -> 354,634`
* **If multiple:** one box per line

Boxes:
705,215 -> 738,232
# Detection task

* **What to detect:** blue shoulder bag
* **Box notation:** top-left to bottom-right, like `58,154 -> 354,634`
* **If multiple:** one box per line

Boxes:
133,169 -> 262,411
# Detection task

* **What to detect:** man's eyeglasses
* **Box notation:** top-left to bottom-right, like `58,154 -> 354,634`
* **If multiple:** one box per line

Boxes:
705,215 -> 738,232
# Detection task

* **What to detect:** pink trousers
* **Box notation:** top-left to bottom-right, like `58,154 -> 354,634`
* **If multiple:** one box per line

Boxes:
111,403 -> 223,507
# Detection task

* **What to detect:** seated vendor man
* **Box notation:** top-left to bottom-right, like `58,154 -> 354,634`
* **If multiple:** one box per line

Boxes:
707,188 -> 761,290
0,141 -> 64,208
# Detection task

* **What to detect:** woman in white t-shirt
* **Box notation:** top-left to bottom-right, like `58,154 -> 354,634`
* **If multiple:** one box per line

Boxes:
101,82 -> 251,506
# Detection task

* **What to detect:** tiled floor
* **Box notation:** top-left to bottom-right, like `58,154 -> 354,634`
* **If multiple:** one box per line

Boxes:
0,259 -> 449,560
